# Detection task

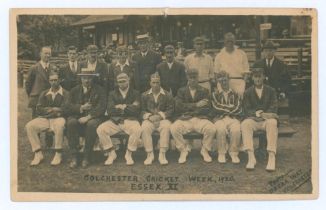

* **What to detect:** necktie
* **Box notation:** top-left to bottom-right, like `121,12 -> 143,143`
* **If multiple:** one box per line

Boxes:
267,59 -> 271,68
71,62 -> 76,72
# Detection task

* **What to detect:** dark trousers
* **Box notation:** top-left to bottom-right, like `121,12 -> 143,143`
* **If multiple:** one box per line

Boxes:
66,117 -> 102,160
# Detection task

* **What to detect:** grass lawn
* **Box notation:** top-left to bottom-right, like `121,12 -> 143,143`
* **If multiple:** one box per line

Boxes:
16,88 -> 313,194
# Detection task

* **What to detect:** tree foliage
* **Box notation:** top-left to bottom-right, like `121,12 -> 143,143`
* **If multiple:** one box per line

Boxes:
17,15 -> 87,60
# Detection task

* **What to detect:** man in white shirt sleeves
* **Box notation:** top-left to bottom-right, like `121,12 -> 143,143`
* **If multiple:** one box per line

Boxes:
214,32 -> 250,96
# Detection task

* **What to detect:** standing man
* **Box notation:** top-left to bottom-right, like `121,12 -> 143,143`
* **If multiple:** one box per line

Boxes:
96,73 -> 141,166
241,68 -> 278,171
25,46 -> 58,118
170,68 -> 216,164
132,33 -> 162,93
108,46 -> 135,91
80,45 -> 109,94
252,40 -> 291,99
156,45 -> 188,97
211,71 -> 242,164
25,71 -> 69,166
141,73 -> 174,165
66,69 -> 106,168
184,37 -> 214,92
60,45 -> 81,91
214,32 -> 250,96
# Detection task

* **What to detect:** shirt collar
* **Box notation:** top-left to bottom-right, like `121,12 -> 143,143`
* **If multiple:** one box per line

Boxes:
40,60 -> 49,69
219,88 -> 232,95
141,51 -> 148,56
266,56 -> 275,64
46,86 -> 63,96
147,88 -> 166,95
87,60 -> 97,66
119,86 -> 129,94
69,60 -> 77,65
116,59 -> 130,67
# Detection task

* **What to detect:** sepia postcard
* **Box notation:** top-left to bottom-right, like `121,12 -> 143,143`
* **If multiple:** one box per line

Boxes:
10,8 -> 318,201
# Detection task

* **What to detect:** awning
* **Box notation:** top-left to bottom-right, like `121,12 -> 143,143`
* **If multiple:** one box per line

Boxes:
71,15 -> 125,26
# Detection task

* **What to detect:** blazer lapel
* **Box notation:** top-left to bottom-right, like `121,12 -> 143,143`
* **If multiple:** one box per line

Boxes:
37,62 -> 49,81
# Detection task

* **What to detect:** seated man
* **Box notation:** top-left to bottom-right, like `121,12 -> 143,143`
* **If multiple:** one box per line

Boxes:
97,73 -> 141,166
25,71 -> 69,166
66,69 -> 106,168
141,72 -> 174,165
241,68 -> 278,171
170,68 -> 216,164
211,71 -> 242,164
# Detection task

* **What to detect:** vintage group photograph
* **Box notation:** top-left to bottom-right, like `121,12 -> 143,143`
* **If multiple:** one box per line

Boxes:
10,8 -> 317,201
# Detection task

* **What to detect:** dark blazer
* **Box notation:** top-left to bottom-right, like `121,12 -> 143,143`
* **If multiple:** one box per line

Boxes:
156,60 -> 188,97
67,84 -> 106,119
141,89 -> 174,120
108,60 -> 136,91
107,88 -> 141,123
25,62 -> 58,108
175,85 -> 211,120
252,57 -> 291,94
132,50 -> 162,92
80,60 -> 109,94
36,87 -> 69,118
243,85 -> 278,121
59,62 -> 81,91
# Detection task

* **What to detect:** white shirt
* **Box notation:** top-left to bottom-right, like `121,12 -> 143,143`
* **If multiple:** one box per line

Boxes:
167,62 -> 174,69
141,51 -> 148,57
40,60 -> 49,70
116,59 -> 130,71
221,89 -> 232,102
265,56 -> 275,68
46,86 -> 63,100
119,87 -> 129,99
69,61 -> 78,72
82,86 -> 89,94
147,88 -> 166,103
87,61 -> 97,71
255,87 -> 263,99
184,53 -> 214,82
214,47 -> 250,78
189,87 -> 196,99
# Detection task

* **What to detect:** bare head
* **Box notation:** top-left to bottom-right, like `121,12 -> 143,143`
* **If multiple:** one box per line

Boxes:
40,46 -> 52,63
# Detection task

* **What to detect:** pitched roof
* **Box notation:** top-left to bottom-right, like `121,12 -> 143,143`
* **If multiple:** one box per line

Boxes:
71,15 -> 125,26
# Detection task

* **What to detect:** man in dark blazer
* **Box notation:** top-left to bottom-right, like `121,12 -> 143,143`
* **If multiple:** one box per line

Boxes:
252,40 -> 291,98
66,69 -> 107,168
96,73 -> 141,166
60,46 -> 81,91
25,71 -> 69,166
241,68 -> 278,172
25,46 -> 58,118
156,45 -> 187,97
108,46 -> 135,91
80,45 -> 109,95
140,72 -> 174,165
132,33 -> 162,93
170,68 -> 215,164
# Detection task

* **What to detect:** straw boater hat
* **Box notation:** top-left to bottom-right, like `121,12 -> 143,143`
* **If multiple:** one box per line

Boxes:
135,33 -> 150,44
77,67 -> 99,77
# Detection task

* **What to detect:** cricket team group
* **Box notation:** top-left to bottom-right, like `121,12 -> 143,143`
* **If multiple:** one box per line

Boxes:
24,32 -> 291,172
